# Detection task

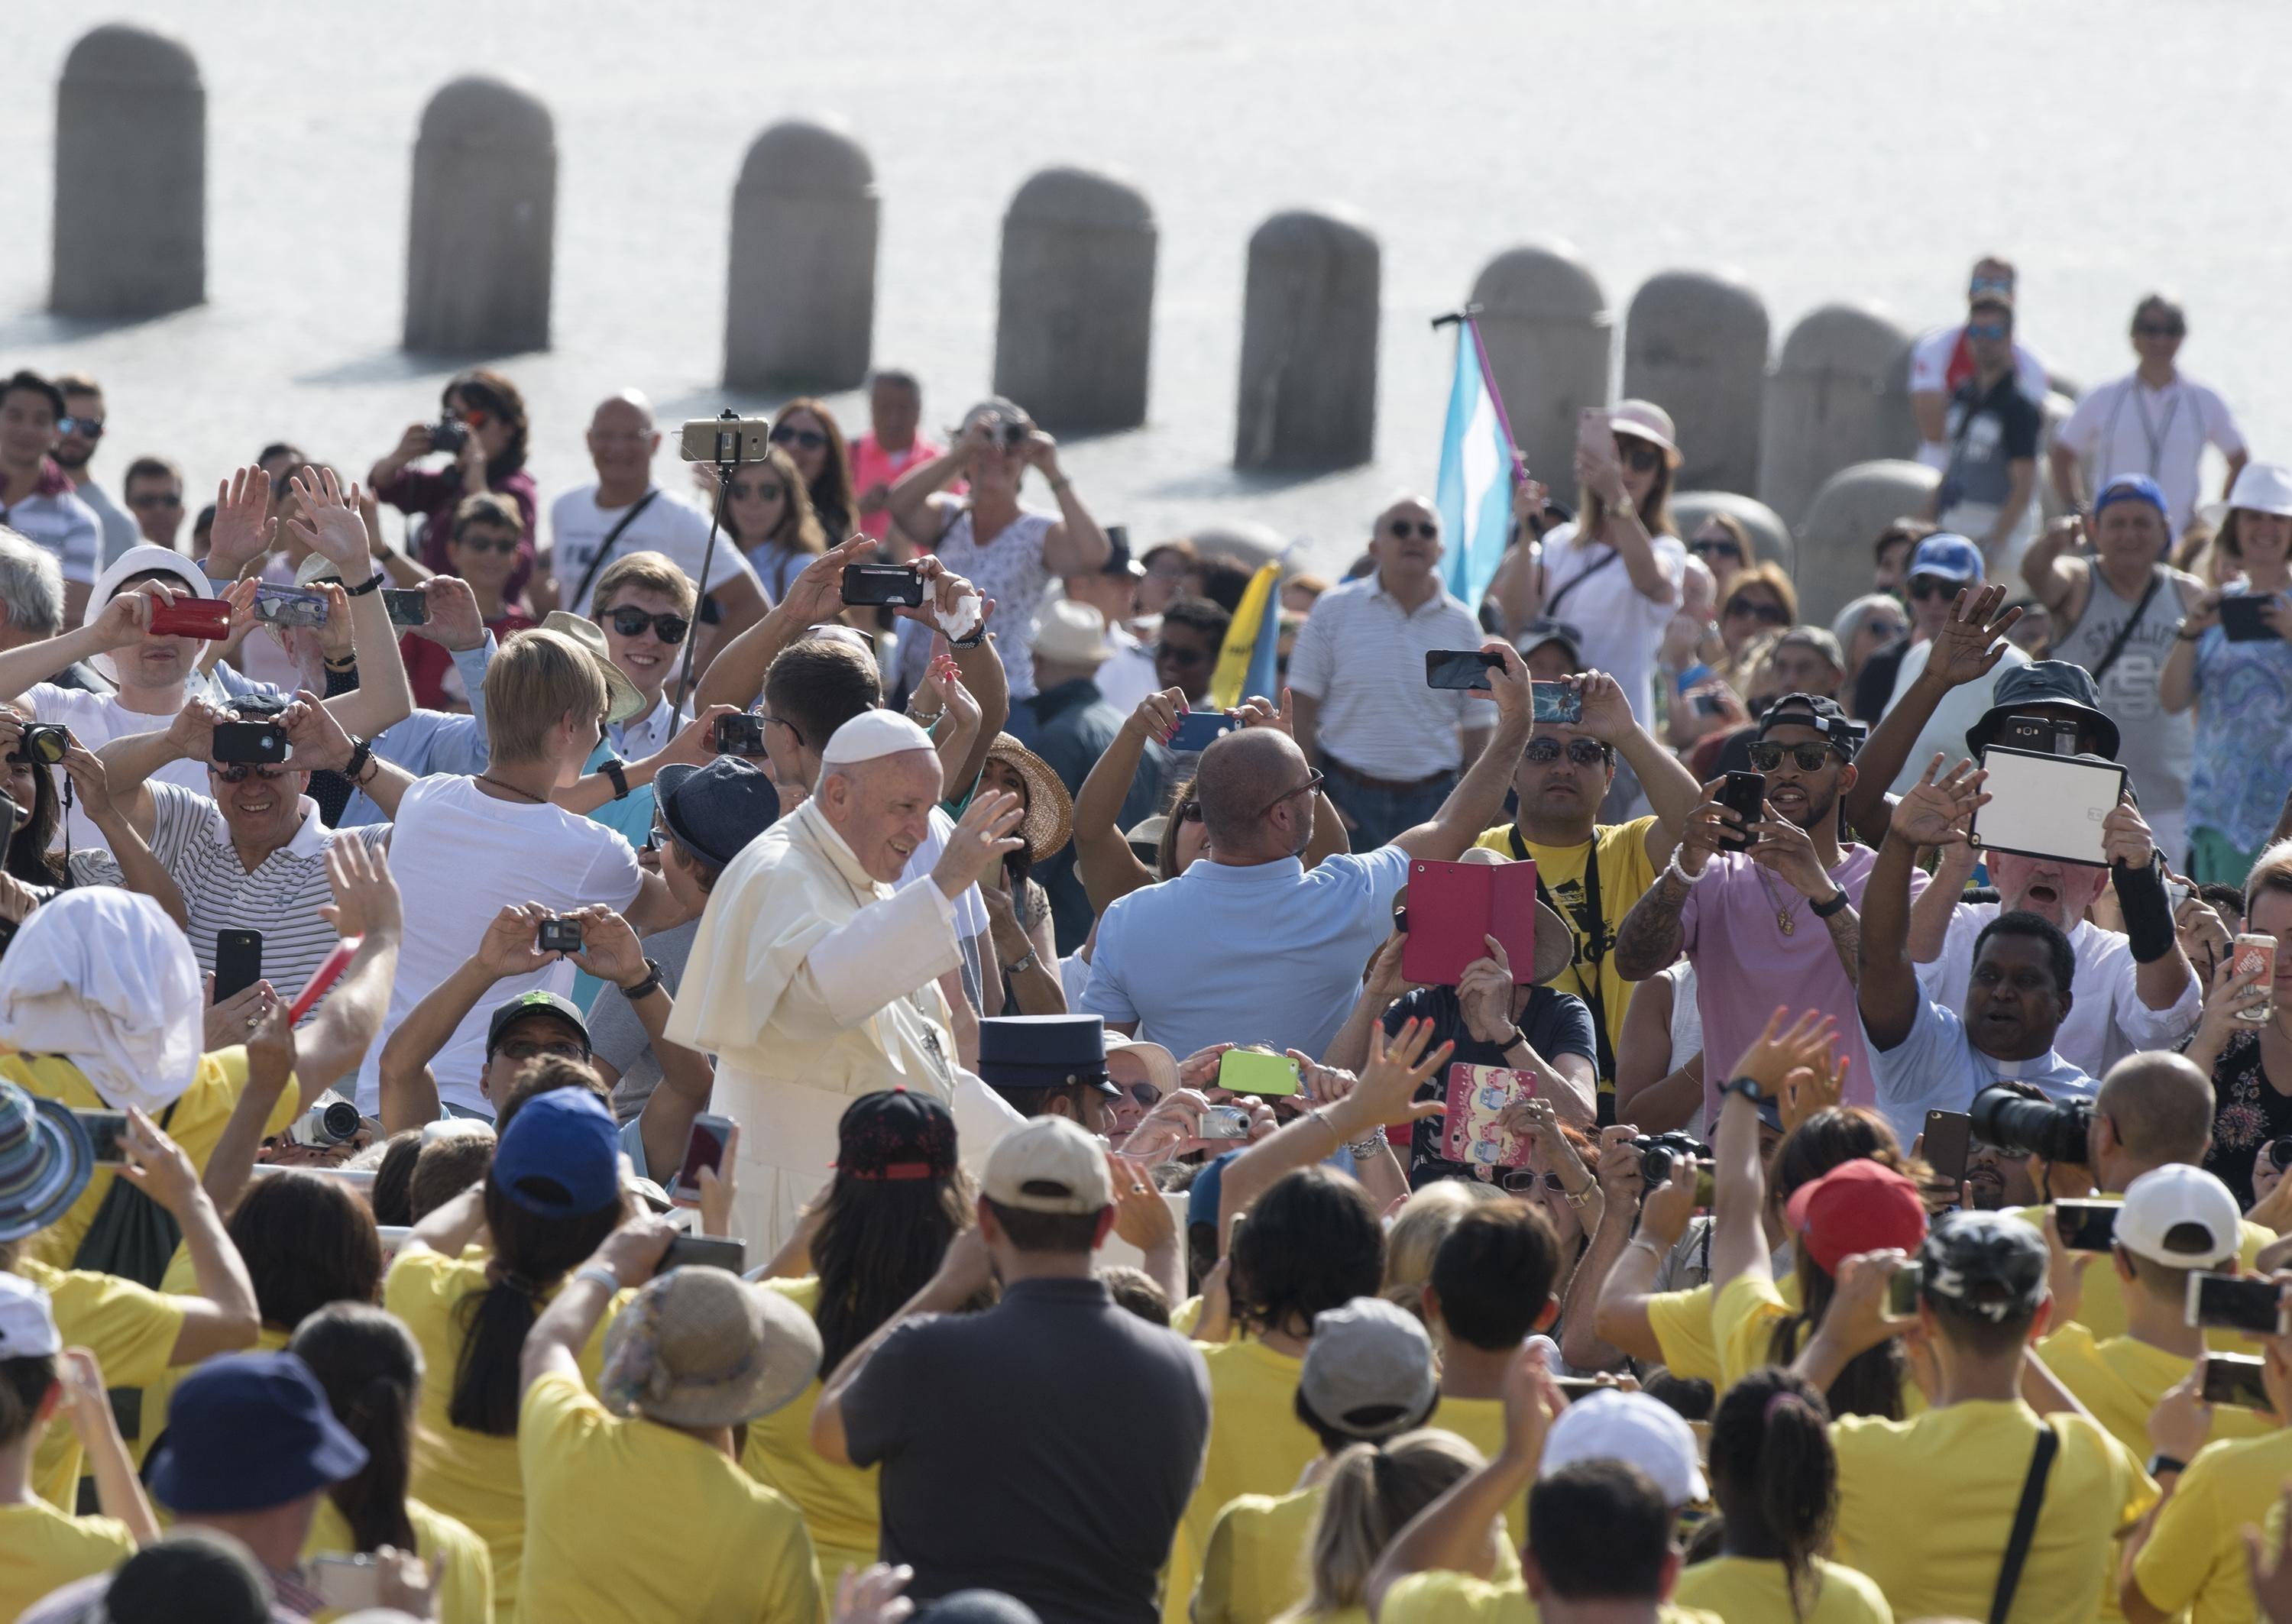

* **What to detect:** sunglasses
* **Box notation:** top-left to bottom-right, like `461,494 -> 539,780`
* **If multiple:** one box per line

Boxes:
1861,618 -> 1908,640
1498,1169 -> 1572,1195
497,1039 -> 588,1064
2133,323 -> 2184,339
454,532 -> 520,555
56,416 -> 102,440
1523,737 -> 1611,766
1258,769 -> 1325,820
1906,577 -> 1961,601
770,426 -> 828,451
1965,322 -> 2010,341
1615,441 -> 1662,473
1177,798 -> 1203,823
129,491 -> 183,511
730,480 -> 785,503
604,605 -> 690,644
1122,1082 -> 1159,1110
212,762 -> 295,783
1154,642 -> 1211,668
1690,539 -> 1743,561
1747,741 -> 1837,772
1385,519 -> 1439,541
1724,597 -> 1790,624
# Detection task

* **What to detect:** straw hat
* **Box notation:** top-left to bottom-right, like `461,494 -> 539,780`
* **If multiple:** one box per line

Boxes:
982,734 -> 1074,865
601,1263 -> 823,1429
539,611 -> 648,726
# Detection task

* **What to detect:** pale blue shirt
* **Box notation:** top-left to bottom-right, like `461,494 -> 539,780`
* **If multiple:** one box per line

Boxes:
1081,845 -> 1411,1060
1863,992 -> 2094,1148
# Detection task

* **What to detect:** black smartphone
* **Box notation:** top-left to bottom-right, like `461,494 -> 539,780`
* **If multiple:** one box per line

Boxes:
2054,1200 -> 2119,1253
1425,649 -> 1503,691
2001,714 -> 2080,755
1716,772 -> 1765,852
1887,1260 -> 1924,1317
840,564 -> 925,607
381,588 -> 429,628
2220,596 -> 2278,643
1921,1111 -> 1973,1189
674,1113 -> 735,1205
2187,1272 -> 2289,1336
2203,1353 -> 2273,1409
714,713 -> 768,756
659,1234 -> 747,1275
212,720 -> 289,765
212,929 -> 264,1003
73,1108 -> 130,1167
536,917 -> 583,955
1691,692 -> 1729,717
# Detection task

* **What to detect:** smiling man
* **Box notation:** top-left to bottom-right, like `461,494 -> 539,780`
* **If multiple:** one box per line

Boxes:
0,371 -> 101,620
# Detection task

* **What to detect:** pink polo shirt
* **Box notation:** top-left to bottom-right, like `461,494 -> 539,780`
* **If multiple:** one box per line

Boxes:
850,432 -> 955,541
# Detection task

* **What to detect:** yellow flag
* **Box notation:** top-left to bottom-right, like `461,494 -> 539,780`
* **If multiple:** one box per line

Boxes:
1207,561 -> 1281,710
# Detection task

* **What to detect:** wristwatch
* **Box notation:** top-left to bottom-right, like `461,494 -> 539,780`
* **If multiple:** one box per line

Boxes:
1502,1025 -> 1530,1051
1809,888 -> 1851,919
1610,493 -> 1638,521
1721,1076 -> 1770,1108
345,569 -> 385,598
619,957 -> 665,1002
2146,1453 -> 2187,1480
601,757 -> 630,801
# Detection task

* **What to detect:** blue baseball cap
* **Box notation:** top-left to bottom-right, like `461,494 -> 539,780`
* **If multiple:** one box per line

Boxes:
147,1351 -> 367,1513
493,1088 -> 622,1217
2093,473 -> 2171,530
1188,1150 -> 1239,1231
1905,534 -> 1984,585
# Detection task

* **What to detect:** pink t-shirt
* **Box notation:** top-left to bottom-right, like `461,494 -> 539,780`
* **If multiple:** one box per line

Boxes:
850,432 -> 953,541
1678,843 -> 1925,1127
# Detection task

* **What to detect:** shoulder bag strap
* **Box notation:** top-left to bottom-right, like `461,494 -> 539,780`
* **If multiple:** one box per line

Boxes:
1544,544 -> 1621,620
2084,568 -> 2165,688
569,488 -> 661,611
1987,1425 -> 2060,1624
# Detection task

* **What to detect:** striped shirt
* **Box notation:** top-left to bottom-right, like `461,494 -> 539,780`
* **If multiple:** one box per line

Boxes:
1286,574 -> 1486,779
80,782 -> 386,1008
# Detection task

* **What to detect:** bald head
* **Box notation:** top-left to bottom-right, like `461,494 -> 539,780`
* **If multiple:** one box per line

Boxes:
1196,728 -> 1309,857
2096,1052 -> 2215,1169
592,389 -> 653,429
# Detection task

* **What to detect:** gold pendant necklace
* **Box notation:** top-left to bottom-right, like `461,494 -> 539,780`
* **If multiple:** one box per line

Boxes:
1753,865 -> 1798,937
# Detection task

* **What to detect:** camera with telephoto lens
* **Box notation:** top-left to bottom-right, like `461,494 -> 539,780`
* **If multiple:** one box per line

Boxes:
1631,1131 -> 1708,1189
429,418 -> 468,455
1970,1085 -> 2092,1165
10,723 -> 68,766
286,1095 -> 363,1149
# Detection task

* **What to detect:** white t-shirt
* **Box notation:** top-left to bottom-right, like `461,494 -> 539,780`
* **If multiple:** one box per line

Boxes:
548,484 -> 761,616
25,681 -> 215,856
2055,371 -> 2245,532
354,774 -> 644,1115
1534,524 -> 1685,726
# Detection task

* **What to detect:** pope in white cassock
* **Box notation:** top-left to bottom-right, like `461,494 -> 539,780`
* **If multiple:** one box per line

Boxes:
666,709 -> 1029,1248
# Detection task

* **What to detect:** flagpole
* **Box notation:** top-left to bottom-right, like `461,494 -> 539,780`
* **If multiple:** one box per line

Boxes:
1432,305 -> 1531,490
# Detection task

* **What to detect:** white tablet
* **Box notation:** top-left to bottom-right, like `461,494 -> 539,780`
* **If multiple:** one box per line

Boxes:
1970,746 -> 2127,866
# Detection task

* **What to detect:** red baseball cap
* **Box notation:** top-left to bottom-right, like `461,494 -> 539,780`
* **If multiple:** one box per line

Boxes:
1784,1159 -> 1928,1276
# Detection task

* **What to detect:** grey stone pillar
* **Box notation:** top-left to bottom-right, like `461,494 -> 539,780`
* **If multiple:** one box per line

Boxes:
1795,459 -> 1939,625
725,119 -> 878,391
51,25 -> 204,318
1757,302 -> 1915,526
403,76 -> 555,354
993,168 -> 1156,432
1672,491 -> 1795,581
1468,244 -> 1611,489
1623,270 -> 1769,495
1234,209 -> 1379,471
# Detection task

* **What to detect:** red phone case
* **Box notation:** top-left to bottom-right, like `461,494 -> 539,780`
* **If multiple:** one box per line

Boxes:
1400,859 -> 1539,986
147,596 -> 232,640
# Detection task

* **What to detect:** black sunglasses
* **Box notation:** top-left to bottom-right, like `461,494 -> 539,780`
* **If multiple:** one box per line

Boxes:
1154,642 -> 1211,668
1523,737 -> 1611,766
56,416 -> 102,440
604,605 -> 689,644
212,762 -> 295,783
2133,322 -> 2184,339
1177,798 -> 1203,823
1724,597 -> 1790,626
454,532 -> 519,555
1615,442 -> 1662,473
1691,539 -> 1743,561
1906,577 -> 1960,601
128,491 -> 182,511
770,426 -> 828,451
1385,519 -> 1439,541
1747,741 -> 1838,772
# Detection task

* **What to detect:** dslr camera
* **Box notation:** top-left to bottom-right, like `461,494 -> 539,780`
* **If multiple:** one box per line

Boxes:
286,1095 -> 364,1150
9,723 -> 68,766
1970,1085 -> 2092,1166
429,417 -> 469,455
1631,1131 -> 1708,1188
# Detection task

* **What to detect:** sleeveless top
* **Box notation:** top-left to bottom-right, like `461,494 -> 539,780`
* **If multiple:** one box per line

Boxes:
2051,563 -> 2192,819
930,506 -> 1057,699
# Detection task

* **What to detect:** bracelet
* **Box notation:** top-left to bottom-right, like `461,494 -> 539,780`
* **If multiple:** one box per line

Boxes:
908,708 -> 945,726
1625,1234 -> 1666,1263
950,626 -> 987,649
1308,1105 -> 1339,1144
2147,1453 -> 2187,1480
322,653 -> 358,671
342,736 -> 372,783
1663,857 -> 1697,893
575,1265 -> 621,1295
1809,888 -> 1851,919
619,957 -> 665,1003
1345,1132 -> 1387,1160
345,570 -> 385,599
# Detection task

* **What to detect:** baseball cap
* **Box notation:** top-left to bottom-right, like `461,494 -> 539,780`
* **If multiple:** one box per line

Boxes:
1905,534 -> 1983,585
1783,1160 -> 1928,1277
1543,1388 -> 1708,1506
147,1351 -> 368,1513
981,1115 -> 1112,1215
1187,1150 -> 1239,1231
1921,1209 -> 2048,1322
491,1088 -> 622,1218
1513,617 -> 1585,668
2115,1163 -> 2241,1270
485,990 -> 591,1059
2093,473 -> 2170,528
1297,1297 -> 1438,1439
1756,691 -> 1863,757
656,756 -> 780,870
1769,626 -> 1846,672
0,1271 -> 60,1359
837,1087 -> 958,1182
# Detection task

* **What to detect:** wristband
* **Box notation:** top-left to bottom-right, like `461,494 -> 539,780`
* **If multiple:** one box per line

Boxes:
322,653 -> 358,672
601,757 -> 630,801
2112,850 -> 2174,964
619,958 -> 665,1002
2146,1453 -> 2187,1479
1626,1234 -> 1666,1263
344,570 -> 385,599
342,736 -> 372,783
950,626 -> 987,649
1809,888 -> 1852,919
575,1265 -> 621,1295
1663,857 -> 1697,894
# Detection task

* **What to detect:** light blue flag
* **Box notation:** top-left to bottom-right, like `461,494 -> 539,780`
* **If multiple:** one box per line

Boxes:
1435,328 -> 1515,609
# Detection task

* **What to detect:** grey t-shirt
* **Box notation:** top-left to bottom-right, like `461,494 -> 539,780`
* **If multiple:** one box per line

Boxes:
594,917 -> 701,1124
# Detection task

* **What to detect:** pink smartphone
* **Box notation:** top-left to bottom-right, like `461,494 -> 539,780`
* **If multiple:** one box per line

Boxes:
1576,406 -> 1617,464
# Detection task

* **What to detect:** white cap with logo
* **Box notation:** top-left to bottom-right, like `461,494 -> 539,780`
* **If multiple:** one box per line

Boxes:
982,1116 -> 1114,1215
2116,1163 -> 2242,1270
1542,1388 -> 1708,1506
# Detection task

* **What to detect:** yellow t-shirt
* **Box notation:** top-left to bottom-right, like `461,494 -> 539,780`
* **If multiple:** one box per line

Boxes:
2132,1426 -> 2292,1623
1197,1483 -> 1322,1624
0,1499 -> 135,1622
1381,1571 -> 1722,1624
1165,1338 -> 1318,1624
1671,1555 -> 1894,1624
1708,1274 -> 1923,1418
1830,1398 -> 2156,1623
14,1257 -> 187,1509
11,1048 -> 299,1271
1645,1273 -> 1804,1389
384,1244 -> 623,1624
2037,1322 -> 2275,1459
518,1369 -> 823,1624
2009,1202 -> 2277,1351
1475,818 -> 1659,1083
738,1276 -> 881,1587
303,1493 -> 494,1624
1429,1396 -> 1527,1551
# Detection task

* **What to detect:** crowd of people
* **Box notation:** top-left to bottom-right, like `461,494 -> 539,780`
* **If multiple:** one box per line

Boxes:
8,248 -> 2292,1624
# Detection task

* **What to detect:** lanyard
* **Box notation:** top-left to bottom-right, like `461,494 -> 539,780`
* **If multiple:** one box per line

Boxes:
1509,827 -> 1618,1098
2127,380 -> 2183,477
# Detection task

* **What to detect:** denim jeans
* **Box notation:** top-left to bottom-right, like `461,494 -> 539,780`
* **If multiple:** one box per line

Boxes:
1322,766 -> 1457,852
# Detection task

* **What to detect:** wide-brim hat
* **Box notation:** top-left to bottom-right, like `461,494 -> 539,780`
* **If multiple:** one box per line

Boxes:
1105,1037 -> 1180,1102
982,734 -> 1074,865
601,1265 -> 823,1429
0,1082 -> 93,1244
1031,598 -> 1114,667
293,552 -> 344,589
539,610 -> 649,726
1964,658 -> 2120,761
1609,400 -> 1681,467
2200,461 -> 2292,529
1389,877 -> 1576,986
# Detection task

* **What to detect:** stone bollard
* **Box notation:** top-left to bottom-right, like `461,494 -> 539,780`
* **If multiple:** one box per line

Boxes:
724,120 -> 877,391
1795,459 -> 1940,626
1756,303 -> 1915,527
1234,209 -> 1379,471
993,168 -> 1156,432
51,25 -> 205,319
403,76 -> 555,354
1468,245 -> 1612,489
1672,491 -> 1795,582
1623,270 -> 1769,496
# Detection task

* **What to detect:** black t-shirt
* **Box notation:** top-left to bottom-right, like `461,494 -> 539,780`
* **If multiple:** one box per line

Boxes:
1381,982 -> 1598,1181
1853,636 -> 1910,723
843,1276 -> 1211,1624
2200,1030 -> 2292,1208
1941,370 -> 2044,510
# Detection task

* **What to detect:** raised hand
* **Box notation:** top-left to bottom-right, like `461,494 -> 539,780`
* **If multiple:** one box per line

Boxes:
2099,799 -> 2158,872
1233,687 -> 1297,737
1889,755 -> 1989,847
86,587 -> 152,652
1124,687 -> 1185,747
1748,802 -> 1834,897
1336,1017 -> 1455,1134
1728,1005 -> 1841,1101
1922,582 -> 2024,691
408,574 -> 486,652
1572,670 -> 1634,743
285,467 -> 374,571
1456,934 -> 1517,1044
931,790 -> 1025,899
1476,639 -> 1532,725
117,1105 -> 202,1218
206,467 -> 277,579
782,533 -> 877,628
282,688 -> 355,772
318,837 -> 400,945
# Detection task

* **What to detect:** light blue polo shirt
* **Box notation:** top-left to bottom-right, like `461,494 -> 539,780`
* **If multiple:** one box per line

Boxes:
1864,992 -> 2095,1148
1080,846 -> 1410,1060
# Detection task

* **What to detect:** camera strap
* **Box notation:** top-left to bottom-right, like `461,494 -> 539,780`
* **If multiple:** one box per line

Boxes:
1987,1425 -> 2058,1624
2083,568 -> 2164,689
568,489 -> 661,613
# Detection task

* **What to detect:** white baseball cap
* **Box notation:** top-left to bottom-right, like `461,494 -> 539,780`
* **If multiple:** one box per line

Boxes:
0,1272 -> 60,1360
2115,1163 -> 2242,1270
981,1116 -> 1113,1216
1542,1388 -> 1708,1506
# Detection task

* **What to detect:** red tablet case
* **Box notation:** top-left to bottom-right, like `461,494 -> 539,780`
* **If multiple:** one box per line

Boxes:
1400,858 -> 1539,985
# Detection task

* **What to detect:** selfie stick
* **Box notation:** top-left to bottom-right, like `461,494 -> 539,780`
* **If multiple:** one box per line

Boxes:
1430,304 -> 1532,491
673,410 -> 748,710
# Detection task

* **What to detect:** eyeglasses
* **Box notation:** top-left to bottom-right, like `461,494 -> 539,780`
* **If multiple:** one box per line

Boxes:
1497,1169 -> 1572,1195
770,426 -> 828,451
730,480 -> 785,503
497,1039 -> 588,1064
759,711 -> 802,748
604,605 -> 690,644
1724,597 -> 1790,625
212,762 -> 295,783
1153,642 -> 1211,668
1523,737 -> 1611,767
1257,769 -> 1324,820
1966,322 -> 2010,342
453,531 -> 519,555
2133,322 -> 2184,339
1860,618 -> 1908,640
1177,798 -> 1203,823
1747,741 -> 1838,772
1690,539 -> 1743,561
1615,442 -> 1663,474
1906,576 -> 1960,601
1384,519 -> 1439,541
56,416 -> 102,440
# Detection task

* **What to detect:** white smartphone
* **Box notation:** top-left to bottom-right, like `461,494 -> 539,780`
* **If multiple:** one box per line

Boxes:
311,1553 -> 382,1610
